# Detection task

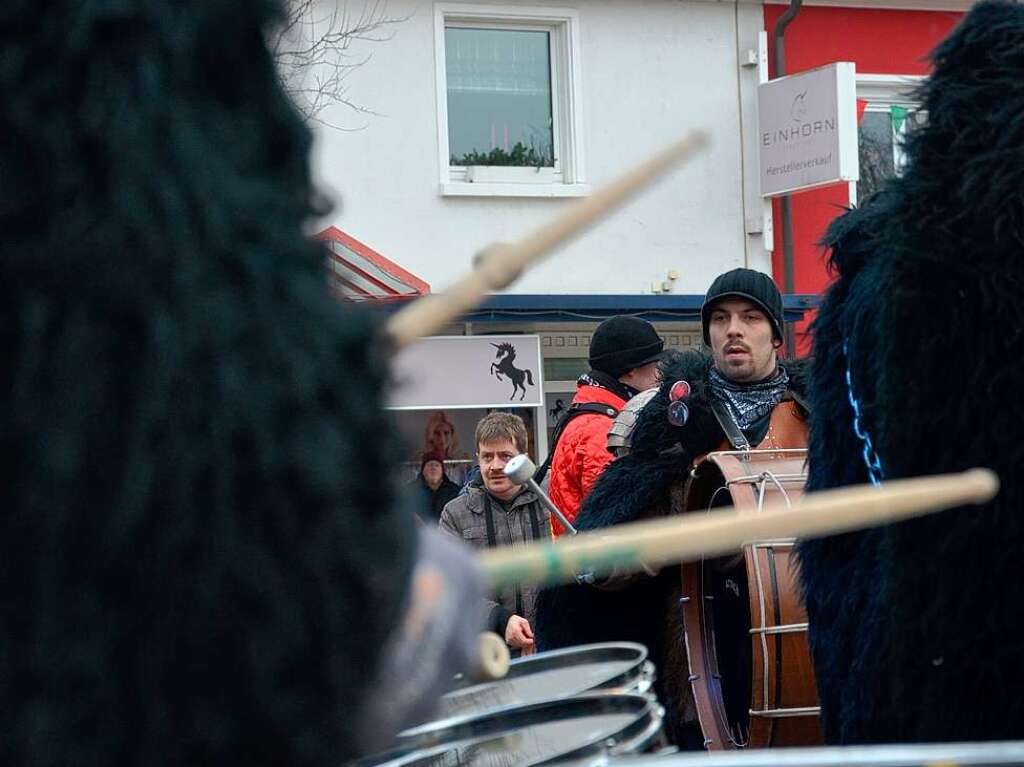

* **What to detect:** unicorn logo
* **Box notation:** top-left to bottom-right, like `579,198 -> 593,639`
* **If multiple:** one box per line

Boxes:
791,91 -> 808,123
549,398 -> 566,420
489,342 -> 535,401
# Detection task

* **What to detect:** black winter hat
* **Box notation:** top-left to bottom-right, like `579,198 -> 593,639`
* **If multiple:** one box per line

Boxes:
701,268 -> 784,345
588,316 -> 665,377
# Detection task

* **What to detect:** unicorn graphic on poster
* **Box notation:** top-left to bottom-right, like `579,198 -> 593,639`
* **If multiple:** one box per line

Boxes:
489,342 -> 535,401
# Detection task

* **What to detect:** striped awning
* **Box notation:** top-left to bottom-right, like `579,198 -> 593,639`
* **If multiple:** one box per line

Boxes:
315,226 -> 429,302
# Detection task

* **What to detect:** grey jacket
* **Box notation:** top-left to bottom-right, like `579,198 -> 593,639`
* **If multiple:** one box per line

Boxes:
439,481 -> 551,636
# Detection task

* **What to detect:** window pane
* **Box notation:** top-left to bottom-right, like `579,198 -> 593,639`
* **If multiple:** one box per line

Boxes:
857,110 -> 894,204
445,27 -> 554,167
543,357 -> 588,382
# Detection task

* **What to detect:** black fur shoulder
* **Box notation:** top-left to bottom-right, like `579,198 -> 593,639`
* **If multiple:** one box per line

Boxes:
799,0 -> 1024,744
818,191 -> 892,280
574,350 -> 723,531
783,355 -> 811,403
1,2 -> 416,764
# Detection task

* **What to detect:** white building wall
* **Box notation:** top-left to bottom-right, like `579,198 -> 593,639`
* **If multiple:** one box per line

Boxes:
310,0 -> 768,296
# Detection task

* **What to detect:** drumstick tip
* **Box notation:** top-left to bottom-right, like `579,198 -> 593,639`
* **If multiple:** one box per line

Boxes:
471,632 -> 511,682
961,468 -> 999,502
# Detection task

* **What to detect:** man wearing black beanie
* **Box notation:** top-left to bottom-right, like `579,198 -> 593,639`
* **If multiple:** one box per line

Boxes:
535,268 -> 811,747
700,268 -> 792,433
547,315 -> 664,535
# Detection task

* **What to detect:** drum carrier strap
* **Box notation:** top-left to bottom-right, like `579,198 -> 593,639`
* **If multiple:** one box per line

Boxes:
533,402 -> 620,484
483,494 -> 498,547
483,493 -> 535,621
710,399 -> 751,450
528,506 -> 542,539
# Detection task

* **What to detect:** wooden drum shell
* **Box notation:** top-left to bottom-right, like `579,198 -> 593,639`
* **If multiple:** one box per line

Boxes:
679,449 -> 822,750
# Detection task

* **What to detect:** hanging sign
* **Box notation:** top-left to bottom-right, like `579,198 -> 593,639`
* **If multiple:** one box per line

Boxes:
388,335 -> 544,410
759,62 -> 859,197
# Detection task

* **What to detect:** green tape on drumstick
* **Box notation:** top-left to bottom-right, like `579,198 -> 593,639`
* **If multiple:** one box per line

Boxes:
487,543 -> 643,590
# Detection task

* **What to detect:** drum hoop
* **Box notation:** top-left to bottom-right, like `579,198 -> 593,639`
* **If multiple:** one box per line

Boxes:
604,741 -> 1024,767
704,448 -> 808,460
444,642 -> 649,702
507,641 -> 648,669
384,694 -> 662,767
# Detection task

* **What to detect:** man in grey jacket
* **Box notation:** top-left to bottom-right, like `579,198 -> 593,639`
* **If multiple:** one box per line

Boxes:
439,412 -> 551,655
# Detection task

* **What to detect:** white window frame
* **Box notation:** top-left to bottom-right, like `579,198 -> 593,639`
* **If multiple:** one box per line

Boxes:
851,73 -> 924,204
434,3 -> 588,198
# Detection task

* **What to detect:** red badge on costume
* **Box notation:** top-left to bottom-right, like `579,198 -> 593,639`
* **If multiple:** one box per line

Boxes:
669,380 -> 690,401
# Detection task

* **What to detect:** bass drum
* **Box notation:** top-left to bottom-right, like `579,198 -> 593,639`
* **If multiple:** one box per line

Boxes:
679,449 -> 822,749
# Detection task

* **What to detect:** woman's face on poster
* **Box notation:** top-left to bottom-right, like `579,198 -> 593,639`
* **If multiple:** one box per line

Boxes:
429,421 -> 454,452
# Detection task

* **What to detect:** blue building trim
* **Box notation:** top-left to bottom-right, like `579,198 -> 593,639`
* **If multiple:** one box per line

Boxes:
460,294 -> 818,323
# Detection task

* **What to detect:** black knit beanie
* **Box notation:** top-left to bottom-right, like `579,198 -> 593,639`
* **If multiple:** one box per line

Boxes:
701,268 -> 785,344
421,451 -> 446,471
588,316 -> 665,377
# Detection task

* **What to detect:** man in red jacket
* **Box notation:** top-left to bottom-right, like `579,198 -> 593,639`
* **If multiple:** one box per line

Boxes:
548,316 -> 664,535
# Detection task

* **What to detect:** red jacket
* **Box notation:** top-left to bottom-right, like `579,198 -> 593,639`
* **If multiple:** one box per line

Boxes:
548,385 -> 625,536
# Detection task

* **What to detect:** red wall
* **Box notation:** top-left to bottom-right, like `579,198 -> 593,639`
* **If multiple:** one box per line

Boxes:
762,5 -> 963,353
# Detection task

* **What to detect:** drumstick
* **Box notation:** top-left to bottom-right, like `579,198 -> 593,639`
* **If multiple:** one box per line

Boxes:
386,131 -> 710,349
469,631 -> 511,682
478,468 -> 998,589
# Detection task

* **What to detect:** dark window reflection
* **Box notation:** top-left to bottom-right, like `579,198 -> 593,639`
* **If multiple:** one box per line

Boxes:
857,110 -> 894,204
857,107 -> 925,203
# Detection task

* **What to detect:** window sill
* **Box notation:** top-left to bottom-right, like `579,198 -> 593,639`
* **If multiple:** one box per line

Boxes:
439,181 -> 591,198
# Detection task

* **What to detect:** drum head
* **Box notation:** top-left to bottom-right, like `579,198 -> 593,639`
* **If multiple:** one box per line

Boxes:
354,693 -> 663,767
441,643 -> 651,718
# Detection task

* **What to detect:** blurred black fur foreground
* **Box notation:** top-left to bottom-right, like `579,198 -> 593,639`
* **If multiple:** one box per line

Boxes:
0,1 -> 416,764
799,0 -> 1024,745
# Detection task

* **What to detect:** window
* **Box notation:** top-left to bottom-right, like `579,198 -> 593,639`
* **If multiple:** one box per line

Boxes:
855,74 -> 925,204
542,356 -> 589,382
446,27 -> 554,168
434,5 -> 587,197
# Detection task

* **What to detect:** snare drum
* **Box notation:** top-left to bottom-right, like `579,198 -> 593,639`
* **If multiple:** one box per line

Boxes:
441,642 -> 654,719
353,693 -> 665,767
680,449 -> 822,750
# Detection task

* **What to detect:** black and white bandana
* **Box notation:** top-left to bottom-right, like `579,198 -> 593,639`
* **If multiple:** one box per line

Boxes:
577,370 -> 640,403
708,365 -> 789,431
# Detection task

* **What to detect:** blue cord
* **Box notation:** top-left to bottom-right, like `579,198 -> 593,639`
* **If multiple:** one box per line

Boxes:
843,341 -> 885,486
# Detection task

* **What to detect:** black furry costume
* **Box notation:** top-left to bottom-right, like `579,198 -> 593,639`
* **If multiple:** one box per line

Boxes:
1,1 -> 416,764
535,350 -> 809,743
798,0 -> 1024,744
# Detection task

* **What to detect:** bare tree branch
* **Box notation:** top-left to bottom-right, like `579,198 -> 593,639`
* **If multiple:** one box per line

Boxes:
271,0 -> 409,128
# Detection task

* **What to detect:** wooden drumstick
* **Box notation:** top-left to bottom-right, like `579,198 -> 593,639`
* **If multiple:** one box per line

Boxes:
478,468 -> 999,589
469,631 -> 511,682
386,131 -> 710,349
